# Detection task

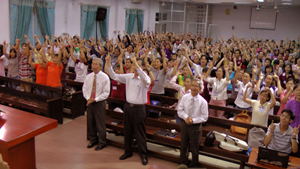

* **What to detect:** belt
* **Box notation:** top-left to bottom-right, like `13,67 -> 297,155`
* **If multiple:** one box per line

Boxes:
127,103 -> 145,108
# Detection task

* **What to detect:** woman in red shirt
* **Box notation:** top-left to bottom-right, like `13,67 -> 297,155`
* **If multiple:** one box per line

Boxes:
29,47 -> 48,96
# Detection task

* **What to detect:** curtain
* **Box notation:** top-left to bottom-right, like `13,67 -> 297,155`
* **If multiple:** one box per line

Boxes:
125,9 -> 144,35
11,0 -> 34,44
99,7 -> 109,41
36,1 -> 52,42
10,0 -> 55,45
81,5 -> 110,41
81,5 -> 97,40
125,9 -> 137,35
137,10 -> 144,33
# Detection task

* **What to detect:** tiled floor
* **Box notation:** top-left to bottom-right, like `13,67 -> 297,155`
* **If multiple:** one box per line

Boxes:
35,116 -> 179,169
35,115 -> 243,169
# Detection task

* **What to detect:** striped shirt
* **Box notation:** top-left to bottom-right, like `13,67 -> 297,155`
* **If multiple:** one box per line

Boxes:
18,55 -> 31,79
266,123 -> 298,153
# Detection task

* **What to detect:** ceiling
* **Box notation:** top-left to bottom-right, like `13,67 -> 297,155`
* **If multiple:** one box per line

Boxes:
158,0 -> 300,6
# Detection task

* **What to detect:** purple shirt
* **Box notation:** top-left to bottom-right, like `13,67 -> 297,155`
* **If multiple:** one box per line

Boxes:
164,48 -> 172,59
285,99 -> 300,128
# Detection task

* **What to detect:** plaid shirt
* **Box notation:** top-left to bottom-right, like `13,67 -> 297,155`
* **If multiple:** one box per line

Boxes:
19,55 -> 31,78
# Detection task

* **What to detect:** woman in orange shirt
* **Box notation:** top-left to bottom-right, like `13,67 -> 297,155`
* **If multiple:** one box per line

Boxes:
29,47 -> 48,96
42,43 -> 63,98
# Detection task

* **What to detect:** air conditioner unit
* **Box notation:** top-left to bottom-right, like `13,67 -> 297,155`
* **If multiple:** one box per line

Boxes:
131,0 -> 142,4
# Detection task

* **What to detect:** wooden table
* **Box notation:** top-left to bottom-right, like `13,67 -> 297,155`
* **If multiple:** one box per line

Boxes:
248,148 -> 300,169
0,105 -> 57,169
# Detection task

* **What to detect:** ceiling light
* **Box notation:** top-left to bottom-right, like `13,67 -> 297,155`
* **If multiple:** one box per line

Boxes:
205,2 -> 221,3
282,2 -> 292,5
281,0 -> 292,1
257,0 -> 264,2
234,2 -> 252,4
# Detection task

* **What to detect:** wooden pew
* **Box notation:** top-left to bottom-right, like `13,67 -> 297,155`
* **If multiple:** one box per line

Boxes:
0,76 -> 63,124
61,79 -> 85,119
106,97 -> 280,168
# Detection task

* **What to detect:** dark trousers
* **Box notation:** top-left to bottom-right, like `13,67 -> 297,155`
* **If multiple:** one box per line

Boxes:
87,100 -> 106,146
123,103 -> 147,158
180,121 -> 202,168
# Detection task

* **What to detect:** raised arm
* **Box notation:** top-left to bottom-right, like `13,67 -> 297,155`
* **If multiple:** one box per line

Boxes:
162,51 -> 167,74
233,64 -> 241,85
242,84 -> 252,105
106,54 -> 127,84
264,120 -> 275,146
224,65 -> 230,81
145,62 -> 155,85
273,75 -> 282,96
282,87 -> 293,104
57,45 -> 63,67
28,50 -> 35,68
266,87 -> 276,109
254,72 -> 264,93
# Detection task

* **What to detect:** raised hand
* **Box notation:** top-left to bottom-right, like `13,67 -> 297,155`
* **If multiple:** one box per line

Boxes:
273,74 -> 279,82
259,72 -> 264,80
293,125 -> 300,137
270,120 -> 275,133
224,65 -> 228,71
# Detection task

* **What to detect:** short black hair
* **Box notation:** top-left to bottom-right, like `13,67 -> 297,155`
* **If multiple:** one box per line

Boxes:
265,58 -> 272,63
284,63 -> 293,74
295,57 -> 300,64
281,109 -> 295,120
293,83 -> 300,91
273,59 -> 279,65
264,64 -> 273,74
216,67 -> 226,78
260,90 -> 271,102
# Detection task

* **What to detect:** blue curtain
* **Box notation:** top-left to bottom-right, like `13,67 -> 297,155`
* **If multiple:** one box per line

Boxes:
11,0 -> 34,44
99,7 -> 109,41
125,9 -> 137,35
10,0 -> 55,45
81,5 -> 97,40
125,9 -> 144,35
137,10 -> 144,33
36,1 -> 52,42
81,6 -> 110,41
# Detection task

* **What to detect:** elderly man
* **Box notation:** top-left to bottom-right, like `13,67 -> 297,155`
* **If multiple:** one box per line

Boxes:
83,58 -> 110,151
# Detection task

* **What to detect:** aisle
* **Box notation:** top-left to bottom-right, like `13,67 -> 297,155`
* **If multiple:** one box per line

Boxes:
35,115 -> 179,169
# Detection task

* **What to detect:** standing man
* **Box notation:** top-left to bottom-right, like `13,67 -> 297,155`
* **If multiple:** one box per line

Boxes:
177,79 -> 209,169
83,58 -> 110,151
106,55 -> 150,165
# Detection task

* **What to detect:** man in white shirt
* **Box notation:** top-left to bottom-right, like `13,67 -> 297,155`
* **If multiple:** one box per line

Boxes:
83,58 -> 110,151
106,55 -> 151,165
177,79 -> 209,169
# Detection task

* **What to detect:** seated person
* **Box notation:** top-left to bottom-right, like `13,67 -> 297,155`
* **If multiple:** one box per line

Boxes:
264,109 -> 299,154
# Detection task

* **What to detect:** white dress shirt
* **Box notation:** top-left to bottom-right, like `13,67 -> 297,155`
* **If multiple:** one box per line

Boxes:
234,81 -> 253,108
204,77 -> 231,100
82,71 -> 110,102
177,93 -> 209,124
172,43 -> 182,53
107,66 -> 151,104
74,60 -> 88,82
192,63 -> 204,77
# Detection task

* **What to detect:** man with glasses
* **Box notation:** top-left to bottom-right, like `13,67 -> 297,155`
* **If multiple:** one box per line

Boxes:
177,79 -> 208,169
264,109 -> 299,154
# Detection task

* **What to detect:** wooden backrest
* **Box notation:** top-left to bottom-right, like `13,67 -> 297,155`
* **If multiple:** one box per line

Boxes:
0,76 -> 62,95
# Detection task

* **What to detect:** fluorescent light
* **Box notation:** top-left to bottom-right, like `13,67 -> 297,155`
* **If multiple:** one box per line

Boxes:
257,0 -> 264,2
205,2 -> 221,3
281,0 -> 292,1
282,2 -> 292,5
234,2 -> 252,4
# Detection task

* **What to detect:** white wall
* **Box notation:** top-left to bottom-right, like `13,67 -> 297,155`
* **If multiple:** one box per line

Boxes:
55,0 -> 159,40
210,5 -> 300,41
0,0 -> 10,45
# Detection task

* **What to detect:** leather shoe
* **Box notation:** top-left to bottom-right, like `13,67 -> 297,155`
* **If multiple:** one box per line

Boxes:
95,144 -> 106,151
119,153 -> 133,160
87,141 -> 97,148
141,156 -> 148,165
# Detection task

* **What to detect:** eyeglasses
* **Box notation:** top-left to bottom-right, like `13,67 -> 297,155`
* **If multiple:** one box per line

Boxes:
281,114 -> 291,119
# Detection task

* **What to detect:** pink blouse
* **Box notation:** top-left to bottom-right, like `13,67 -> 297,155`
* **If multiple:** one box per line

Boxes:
277,90 -> 295,116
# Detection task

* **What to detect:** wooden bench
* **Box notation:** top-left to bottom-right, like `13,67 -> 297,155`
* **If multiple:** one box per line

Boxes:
0,76 -> 63,124
61,79 -> 85,119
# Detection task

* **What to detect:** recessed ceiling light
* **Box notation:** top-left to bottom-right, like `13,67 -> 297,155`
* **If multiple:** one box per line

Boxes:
282,2 -> 292,5
257,0 -> 264,2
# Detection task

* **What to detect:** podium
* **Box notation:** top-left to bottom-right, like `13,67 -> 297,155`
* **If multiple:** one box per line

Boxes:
0,105 -> 57,169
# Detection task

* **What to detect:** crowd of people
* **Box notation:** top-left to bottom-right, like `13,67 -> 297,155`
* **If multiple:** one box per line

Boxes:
1,31 -> 300,168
